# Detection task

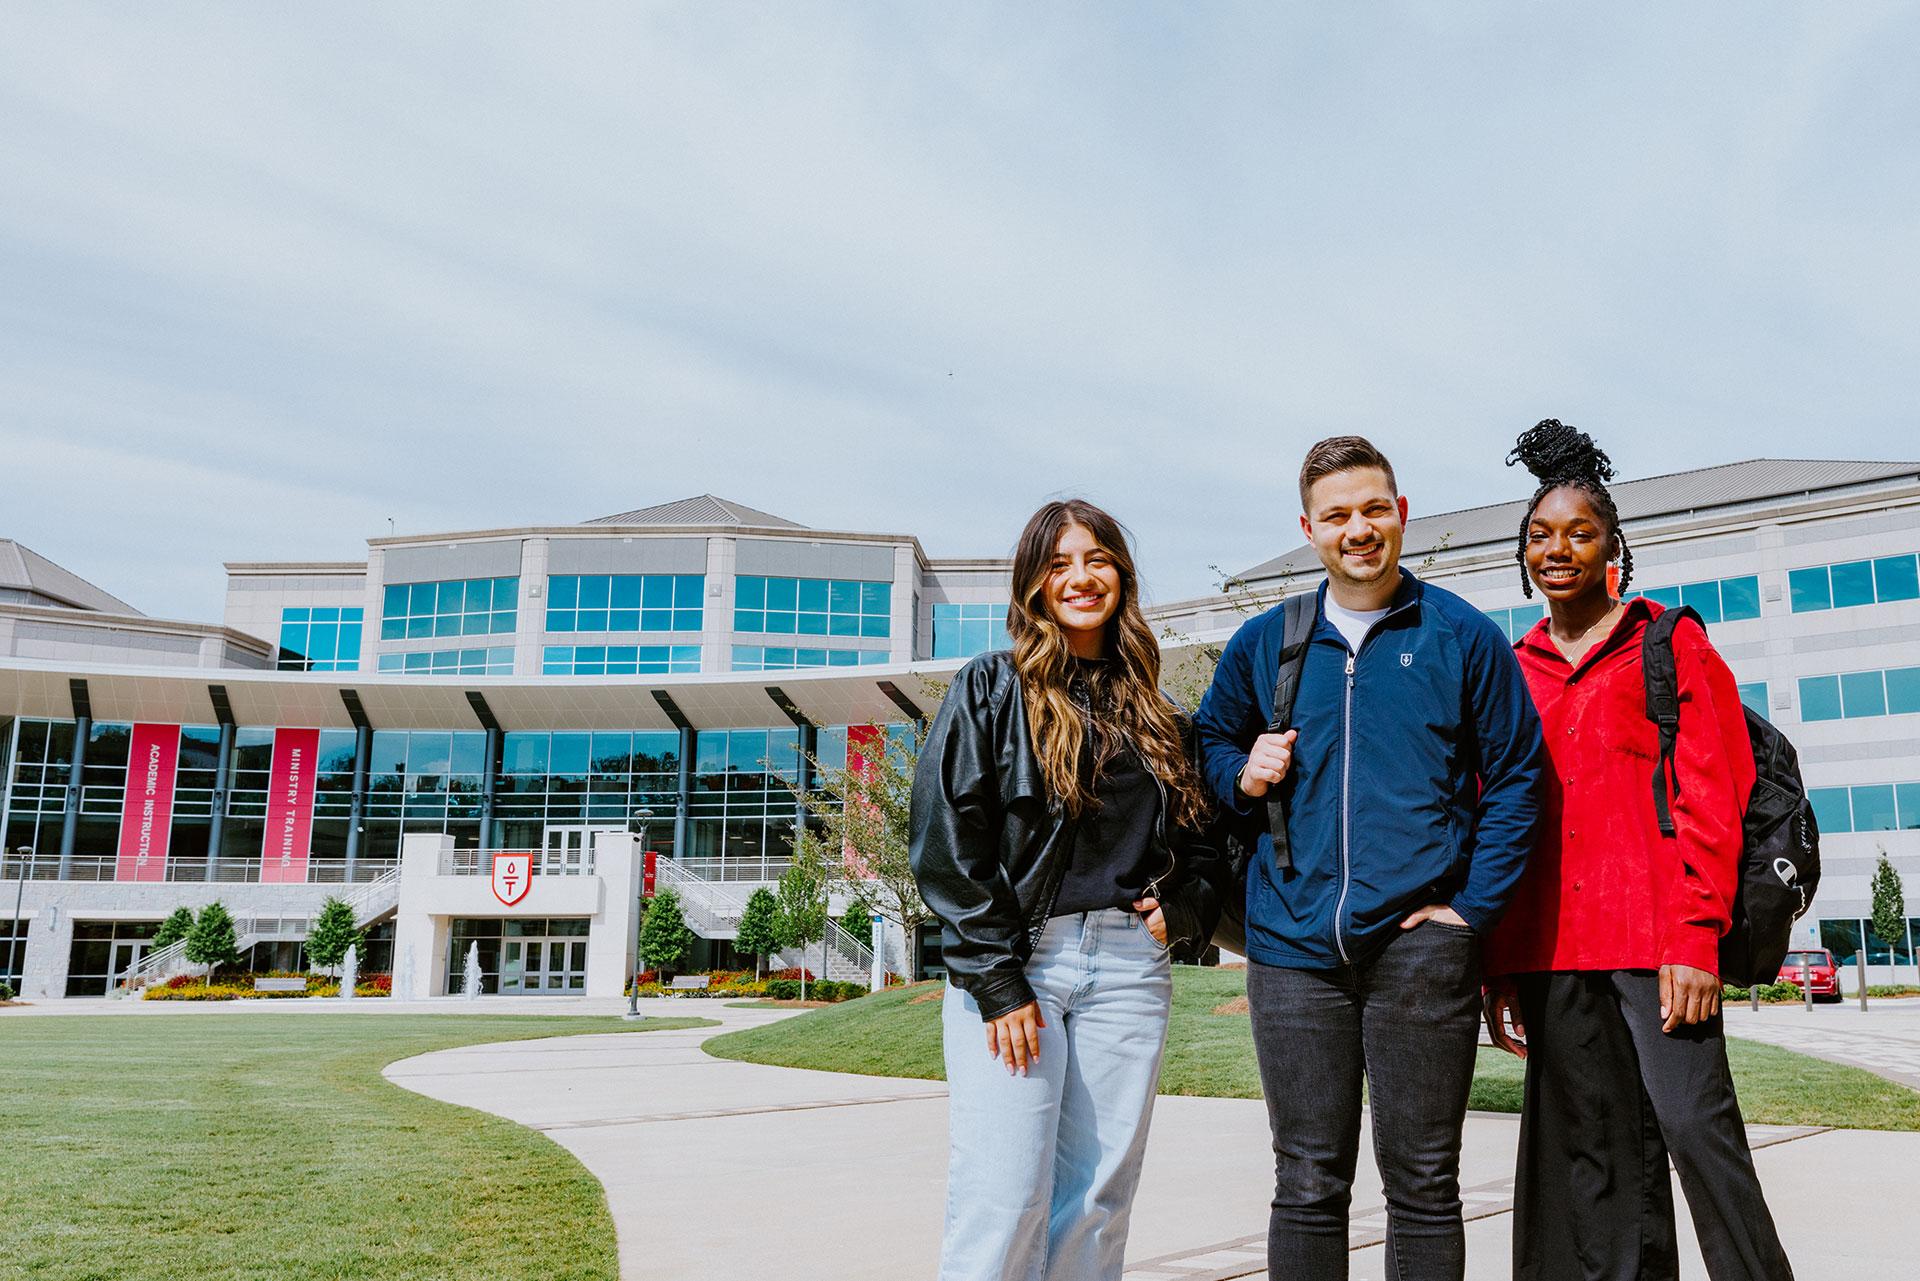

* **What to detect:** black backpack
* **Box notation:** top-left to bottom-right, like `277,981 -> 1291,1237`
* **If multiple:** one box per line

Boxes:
1642,606 -> 1821,987
1212,592 -> 1318,955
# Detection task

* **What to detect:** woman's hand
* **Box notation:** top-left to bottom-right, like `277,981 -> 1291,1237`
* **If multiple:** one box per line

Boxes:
1483,980 -> 1527,1059
1132,896 -> 1168,946
985,1001 -> 1045,1075
1659,964 -> 1721,1033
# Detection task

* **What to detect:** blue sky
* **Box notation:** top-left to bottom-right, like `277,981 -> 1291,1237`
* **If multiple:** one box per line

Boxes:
3,4 -> 1917,622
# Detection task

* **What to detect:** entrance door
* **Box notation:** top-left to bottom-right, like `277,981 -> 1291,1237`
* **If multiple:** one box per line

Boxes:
526,939 -> 588,992
109,941 -> 146,990
543,827 -> 593,876
499,936 -> 588,993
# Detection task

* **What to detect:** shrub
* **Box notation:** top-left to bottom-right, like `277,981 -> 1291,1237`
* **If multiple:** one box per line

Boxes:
1756,981 -> 1802,1003
0,981 -> 14,1002
769,967 -> 816,983
1722,985 -> 1750,1001
766,978 -> 801,1001
1867,985 -> 1920,998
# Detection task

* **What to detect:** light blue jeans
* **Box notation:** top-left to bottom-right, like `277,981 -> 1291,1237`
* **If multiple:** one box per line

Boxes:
939,908 -> 1174,1281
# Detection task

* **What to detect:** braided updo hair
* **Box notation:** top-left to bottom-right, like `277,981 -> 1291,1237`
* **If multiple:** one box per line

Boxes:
1505,418 -> 1634,598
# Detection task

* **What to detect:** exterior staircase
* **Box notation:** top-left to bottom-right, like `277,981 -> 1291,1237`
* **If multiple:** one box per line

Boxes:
652,854 -> 874,984
119,868 -> 400,992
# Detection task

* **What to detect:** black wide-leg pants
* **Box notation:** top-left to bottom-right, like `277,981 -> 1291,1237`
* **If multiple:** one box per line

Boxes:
1512,971 -> 1794,1281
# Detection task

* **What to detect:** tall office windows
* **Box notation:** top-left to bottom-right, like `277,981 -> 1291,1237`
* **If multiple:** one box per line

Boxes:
381,577 -> 519,641
277,607 -> 363,672
1798,666 -> 1920,722
1806,781 -> 1920,834
731,647 -> 887,672
932,603 -> 1009,658
1820,917 -> 1920,968
1629,575 -> 1762,624
546,574 -> 703,633
542,646 -> 700,675
734,576 -> 890,638
1737,682 -> 1769,721
376,648 -> 515,675
493,730 -> 682,857
1483,605 -> 1544,645
1788,553 -> 1920,613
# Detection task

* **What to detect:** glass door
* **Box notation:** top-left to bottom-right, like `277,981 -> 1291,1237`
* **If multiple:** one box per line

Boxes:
543,827 -> 591,876
501,936 -> 588,992
109,941 -> 146,990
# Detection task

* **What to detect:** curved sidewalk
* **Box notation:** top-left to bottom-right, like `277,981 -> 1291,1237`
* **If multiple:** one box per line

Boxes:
388,1001 -> 1918,1280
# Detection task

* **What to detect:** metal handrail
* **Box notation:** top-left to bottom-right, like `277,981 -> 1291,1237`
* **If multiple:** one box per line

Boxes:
651,854 -> 876,974
440,848 -> 597,877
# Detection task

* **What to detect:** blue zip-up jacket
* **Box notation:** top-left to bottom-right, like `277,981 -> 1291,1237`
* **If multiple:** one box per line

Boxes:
1194,570 -> 1544,969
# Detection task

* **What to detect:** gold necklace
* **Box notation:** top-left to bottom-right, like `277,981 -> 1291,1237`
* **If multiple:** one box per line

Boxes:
1556,599 -> 1621,649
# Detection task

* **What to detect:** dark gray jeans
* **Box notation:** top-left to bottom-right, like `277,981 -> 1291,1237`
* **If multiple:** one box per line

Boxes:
1247,920 -> 1483,1281
1513,971 -> 1793,1281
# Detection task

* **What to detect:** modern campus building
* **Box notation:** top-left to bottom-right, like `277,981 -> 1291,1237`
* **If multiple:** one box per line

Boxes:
4,461 -> 1919,1000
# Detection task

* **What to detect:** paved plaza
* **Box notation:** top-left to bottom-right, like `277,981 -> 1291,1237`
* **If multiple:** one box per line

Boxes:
381,999 -> 1917,1281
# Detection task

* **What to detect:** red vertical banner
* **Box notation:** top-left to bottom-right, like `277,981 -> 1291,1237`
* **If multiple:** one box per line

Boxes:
260,727 -> 321,884
643,850 -> 657,898
116,723 -> 180,882
842,725 -> 884,876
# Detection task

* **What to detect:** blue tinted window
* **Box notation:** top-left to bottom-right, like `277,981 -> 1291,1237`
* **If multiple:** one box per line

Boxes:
1808,788 -> 1851,834
1643,586 -> 1683,608
1887,667 -> 1920,715
934,603 -> 1010,658
502,732 -> 548,774
549,733 -> 590,777
735,576 -> 891,639
544,575 -> 701,633
1899,782 -> 1920,830
1841,670 -> 1887,718
1875,556 -> 1920,604
277,606 -> 363,672
384,576 -> 518,636
1831,560 -> 1876,609
1719,576 -> 1760,621
1853,785 -> 1898,832
1788,567 -> 1831,613
1737,682 -> 1768,720
1680,580 -> 1722,624
549,576 -> 579,608
1799,675 -> 1843,722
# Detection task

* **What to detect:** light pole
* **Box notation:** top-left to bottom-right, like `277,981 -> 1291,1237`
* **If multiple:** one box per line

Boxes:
8,847 -> 29,994
627,807 -> 654,1017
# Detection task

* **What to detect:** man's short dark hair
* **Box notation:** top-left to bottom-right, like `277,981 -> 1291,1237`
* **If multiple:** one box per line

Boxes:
1298,436 -> 1397,513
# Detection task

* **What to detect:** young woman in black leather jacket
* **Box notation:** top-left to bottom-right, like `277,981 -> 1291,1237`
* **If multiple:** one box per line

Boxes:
910,498 -> 1231,1281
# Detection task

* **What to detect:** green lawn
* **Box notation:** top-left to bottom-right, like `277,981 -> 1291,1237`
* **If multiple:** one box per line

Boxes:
706,966 -> 1920,1131
0,1014 -> 712,1281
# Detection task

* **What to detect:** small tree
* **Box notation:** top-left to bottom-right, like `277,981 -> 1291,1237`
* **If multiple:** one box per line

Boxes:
772,853 -> 828,999
305,896 -> 361,976
1871,850 -> 1907,972
153,906 -> 195,951
184,902 -> 240,979
839,902 -> 872,953
735,886 -> 781,981
639,886 -> 695,977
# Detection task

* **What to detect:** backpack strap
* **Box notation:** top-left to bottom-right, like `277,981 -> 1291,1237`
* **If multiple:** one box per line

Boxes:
1641,604 -> 1703,838
1264,592 -> 1319,872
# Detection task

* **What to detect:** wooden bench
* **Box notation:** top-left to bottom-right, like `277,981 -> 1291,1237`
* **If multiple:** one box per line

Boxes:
253,977 -> 307,993
668,975 -> 710,993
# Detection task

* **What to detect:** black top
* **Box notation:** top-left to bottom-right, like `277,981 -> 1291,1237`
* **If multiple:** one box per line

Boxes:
1052,661 -> 1171,918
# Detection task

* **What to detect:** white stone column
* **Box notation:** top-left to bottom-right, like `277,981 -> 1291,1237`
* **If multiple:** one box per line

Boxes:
587,833 -> 642,998
393,833 -> 454,1000
514,537 -> 549,677
703,536 -> 736,673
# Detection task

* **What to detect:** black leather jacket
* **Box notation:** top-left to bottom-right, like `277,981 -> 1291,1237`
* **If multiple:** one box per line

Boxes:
910,651 -> 1234,1021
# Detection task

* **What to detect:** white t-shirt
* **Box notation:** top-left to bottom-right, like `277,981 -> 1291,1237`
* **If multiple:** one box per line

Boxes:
1322,596 -> 1390,653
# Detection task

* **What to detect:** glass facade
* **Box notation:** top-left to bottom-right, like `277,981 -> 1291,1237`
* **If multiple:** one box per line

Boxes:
1820,917 -> 1920,969
0,916 -> 24,991
1483,604 -> 1545,645
1807,781 -> 1920,834
65,919 -> 159,996
734,576 -> 890,638
377,648 -> 515,675
381,577 -> 519,641
731,646 -> 888,672
1629,575 -> 1762,624
1738,682 -> 1769,720
276,607 -> 363,672
1799,665 -> 1920,722
543,645 -> 700,675
494,730 -> 682,857
1789,554 -> 1920,613
545,574 -> 703,633
931,603 -> 1010,658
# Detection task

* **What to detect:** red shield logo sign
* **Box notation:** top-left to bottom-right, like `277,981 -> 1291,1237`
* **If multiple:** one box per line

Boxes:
491,852 -> 532,907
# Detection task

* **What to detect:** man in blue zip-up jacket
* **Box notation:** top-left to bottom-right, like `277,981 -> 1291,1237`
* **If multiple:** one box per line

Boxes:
1195,436 -> 1543,1281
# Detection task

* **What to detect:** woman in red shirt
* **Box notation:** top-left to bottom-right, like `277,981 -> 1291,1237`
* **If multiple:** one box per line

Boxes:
1484,420 -> 1792,1281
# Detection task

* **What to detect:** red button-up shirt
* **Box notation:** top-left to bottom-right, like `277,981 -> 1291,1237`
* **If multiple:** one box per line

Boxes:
1483,599 -> 1753,979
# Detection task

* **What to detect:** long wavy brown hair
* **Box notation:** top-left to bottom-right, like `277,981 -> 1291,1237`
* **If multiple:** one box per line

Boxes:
1006,499 -> 1208,828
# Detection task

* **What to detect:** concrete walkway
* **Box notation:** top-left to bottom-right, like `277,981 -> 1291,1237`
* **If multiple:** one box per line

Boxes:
1723,997 -> 1920,1089
386,1001 -> 1918,1281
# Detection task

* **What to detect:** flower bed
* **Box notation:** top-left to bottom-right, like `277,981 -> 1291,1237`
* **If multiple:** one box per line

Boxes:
621,967 -> 871,1002
141,971 -> 393,1001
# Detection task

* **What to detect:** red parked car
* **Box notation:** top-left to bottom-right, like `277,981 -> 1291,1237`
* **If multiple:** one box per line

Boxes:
1777,949 -> 1841,1002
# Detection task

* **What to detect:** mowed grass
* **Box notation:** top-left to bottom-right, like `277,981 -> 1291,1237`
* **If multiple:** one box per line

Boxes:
0,1013 -> 712,1281
705,966 -> 1920,1131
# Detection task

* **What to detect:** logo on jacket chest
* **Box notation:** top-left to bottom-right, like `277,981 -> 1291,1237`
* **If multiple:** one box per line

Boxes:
1400,652 -> 1413,667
